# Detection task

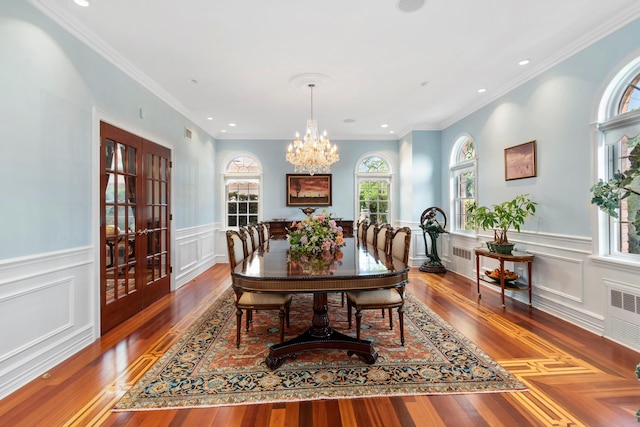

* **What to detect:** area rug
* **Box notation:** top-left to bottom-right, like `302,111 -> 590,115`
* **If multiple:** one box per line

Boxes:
114,287 -> 526,410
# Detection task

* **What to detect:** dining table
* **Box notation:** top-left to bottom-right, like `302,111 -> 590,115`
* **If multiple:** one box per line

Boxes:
230,237 -> 410,369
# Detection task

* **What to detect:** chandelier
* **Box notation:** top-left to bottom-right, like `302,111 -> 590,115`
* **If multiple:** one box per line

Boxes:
286,83 -> 339,175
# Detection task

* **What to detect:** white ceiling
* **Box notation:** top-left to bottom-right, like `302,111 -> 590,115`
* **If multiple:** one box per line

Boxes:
32,0 -> 640,140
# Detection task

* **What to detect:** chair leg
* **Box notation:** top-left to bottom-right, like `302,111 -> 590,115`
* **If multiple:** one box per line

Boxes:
347,302 -> 352,329
245,309 -> 251,332
285,305 -> 290,328
341,292 -> 345,307
355,310 -> 363,340
279,307 -> 285,343
398,306 -> 405,346
236,308 -> 243,349
388,308 -> 393,330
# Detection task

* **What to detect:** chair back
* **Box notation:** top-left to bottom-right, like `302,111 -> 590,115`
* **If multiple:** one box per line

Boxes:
365,222 -> 377,246
376,224 -> 392,252
238,226 -> 254,254
247,224 -> 260,249
389,226 -> 411,264
226,229 -> 247,270
356,219 -> 368,242
257,222 -> 271,247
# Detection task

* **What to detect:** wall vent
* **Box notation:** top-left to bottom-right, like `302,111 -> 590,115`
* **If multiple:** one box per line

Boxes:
608,288 -> 640,348
453,247 -> 471,260
610,289 -> 640,314
184,127 -> 193,140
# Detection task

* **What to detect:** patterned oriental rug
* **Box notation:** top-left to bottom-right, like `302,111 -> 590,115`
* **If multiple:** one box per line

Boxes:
115,288 -> 526,410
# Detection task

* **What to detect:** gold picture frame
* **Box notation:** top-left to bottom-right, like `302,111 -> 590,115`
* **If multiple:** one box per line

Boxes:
286,174 -> 332,206
504,140 -> 537,181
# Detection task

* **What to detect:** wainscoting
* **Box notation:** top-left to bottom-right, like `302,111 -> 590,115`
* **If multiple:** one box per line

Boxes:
442,229 -> 640,352
0,223 -> 220,399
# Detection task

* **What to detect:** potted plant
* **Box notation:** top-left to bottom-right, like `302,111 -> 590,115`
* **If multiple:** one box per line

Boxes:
467,194 -> 537,254
589,140 -> 640,246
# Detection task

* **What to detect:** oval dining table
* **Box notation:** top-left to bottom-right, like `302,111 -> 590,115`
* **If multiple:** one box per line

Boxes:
230,237 -> 409,369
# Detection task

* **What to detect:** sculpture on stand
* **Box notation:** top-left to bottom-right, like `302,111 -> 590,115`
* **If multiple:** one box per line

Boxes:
419,207 -> 447,273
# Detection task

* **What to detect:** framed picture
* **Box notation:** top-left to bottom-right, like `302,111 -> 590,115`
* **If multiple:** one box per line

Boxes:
504,140 -> 537,181
286,174 -> 332,206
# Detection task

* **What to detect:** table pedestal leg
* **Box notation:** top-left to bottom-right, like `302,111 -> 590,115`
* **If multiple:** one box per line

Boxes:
265,292 -> 379,370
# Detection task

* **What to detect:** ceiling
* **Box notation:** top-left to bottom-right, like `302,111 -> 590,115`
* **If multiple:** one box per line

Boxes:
32,0 -> 640,140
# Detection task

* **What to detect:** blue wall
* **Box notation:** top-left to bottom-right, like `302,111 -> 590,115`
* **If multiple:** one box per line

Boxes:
441,18 -> 640,238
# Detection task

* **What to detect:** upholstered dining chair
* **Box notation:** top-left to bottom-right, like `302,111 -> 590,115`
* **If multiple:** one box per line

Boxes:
346,226 -> 411,346
226,229 -> 292,348
238,226 -> 255,255
365,222 -> 377,246
376,224 -> 392,253
247,224 -> 261,250
257,222 -> 271,247
356,219 -> 368,242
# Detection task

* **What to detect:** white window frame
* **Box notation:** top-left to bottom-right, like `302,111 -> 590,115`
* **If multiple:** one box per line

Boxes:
355,154 -> 393,224
449,134 -> 477,236
221,154 -> 263,229
595,54 -> 640,261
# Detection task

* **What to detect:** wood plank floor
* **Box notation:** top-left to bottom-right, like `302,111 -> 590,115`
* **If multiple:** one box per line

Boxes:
1,264 -> 639,426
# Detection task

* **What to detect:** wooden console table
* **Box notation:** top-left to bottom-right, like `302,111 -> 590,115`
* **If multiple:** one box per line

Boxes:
474,248 -> 534,308
268,220 -> 354,239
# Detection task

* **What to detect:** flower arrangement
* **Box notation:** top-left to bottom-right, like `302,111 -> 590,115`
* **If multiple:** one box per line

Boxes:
287,209 -> 345,256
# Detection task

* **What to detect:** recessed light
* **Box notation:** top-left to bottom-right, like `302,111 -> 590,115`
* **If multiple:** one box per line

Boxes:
397,0 -> 425,13
478,88 -> 487,93
188,78 -> 198,84
343,118 -> 356,123
518,59 -> 531,66
389,130 -> 395,134
221,129 -> 227,133
207,117 -> 213,120
74,0 -> 90,6
420,81 -> 430,87
381,124 -> 389,128
228,123 -> 236,127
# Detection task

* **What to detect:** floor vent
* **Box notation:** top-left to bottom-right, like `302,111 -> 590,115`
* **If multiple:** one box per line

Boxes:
453,247 -> 471,260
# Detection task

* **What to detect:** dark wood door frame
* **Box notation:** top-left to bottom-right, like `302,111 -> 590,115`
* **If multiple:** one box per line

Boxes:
99,121 -> 172,334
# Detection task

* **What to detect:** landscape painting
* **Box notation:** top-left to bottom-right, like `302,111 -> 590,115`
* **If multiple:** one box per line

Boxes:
504,140 -> 537,181
286,174 -> 332,206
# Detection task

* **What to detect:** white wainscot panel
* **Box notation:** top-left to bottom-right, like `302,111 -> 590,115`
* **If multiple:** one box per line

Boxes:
0,277 -> 74,361
178,239 -> 199,273
174,224 -> 217,288
529,251 -> 584,303
0,278 -> 73,359
201,231 -> 215,261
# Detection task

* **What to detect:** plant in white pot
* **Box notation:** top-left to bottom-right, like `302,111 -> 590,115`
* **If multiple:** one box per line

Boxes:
467,194 -> 537,254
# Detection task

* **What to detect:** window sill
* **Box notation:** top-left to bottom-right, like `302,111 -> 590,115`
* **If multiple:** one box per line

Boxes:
589,254 -> 640,272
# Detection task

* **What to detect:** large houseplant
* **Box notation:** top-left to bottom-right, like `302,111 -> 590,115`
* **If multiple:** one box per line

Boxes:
467,194 -> 537,254
589,139 -> 640,245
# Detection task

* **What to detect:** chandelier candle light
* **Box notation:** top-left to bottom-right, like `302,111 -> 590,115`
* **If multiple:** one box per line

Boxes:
286,83 -> 339,175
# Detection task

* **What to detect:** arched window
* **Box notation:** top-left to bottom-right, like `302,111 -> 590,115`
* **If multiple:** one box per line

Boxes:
356,155 -> 391,224
224,155 -> 261,227
597,60 -> 640,258
449,135 -> 476,233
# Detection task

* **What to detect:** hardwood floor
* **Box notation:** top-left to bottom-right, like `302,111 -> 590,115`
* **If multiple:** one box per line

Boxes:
1,264 -> 639,426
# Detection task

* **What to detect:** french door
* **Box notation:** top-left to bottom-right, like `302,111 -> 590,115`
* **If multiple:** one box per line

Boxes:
100,122 -> 171,334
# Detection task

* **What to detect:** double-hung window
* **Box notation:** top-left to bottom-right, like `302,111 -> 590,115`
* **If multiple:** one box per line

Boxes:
450,136 -> 476,233
598,67 -> 640,257
357,156 -> 392,224
224,155 -> 261,227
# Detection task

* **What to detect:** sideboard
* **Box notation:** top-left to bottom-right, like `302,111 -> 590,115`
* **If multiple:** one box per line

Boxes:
267,220 -> 354,239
